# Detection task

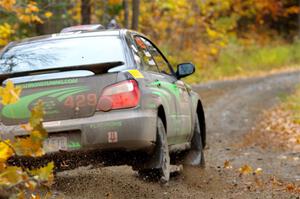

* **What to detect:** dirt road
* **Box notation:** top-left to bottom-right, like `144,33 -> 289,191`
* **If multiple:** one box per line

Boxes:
54,71 -> 300,198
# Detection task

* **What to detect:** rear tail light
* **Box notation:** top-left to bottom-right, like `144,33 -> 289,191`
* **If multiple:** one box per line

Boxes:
97,80 -> 140,112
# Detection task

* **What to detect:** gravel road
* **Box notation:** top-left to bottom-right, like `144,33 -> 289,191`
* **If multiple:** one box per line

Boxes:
53,71 -> 300,198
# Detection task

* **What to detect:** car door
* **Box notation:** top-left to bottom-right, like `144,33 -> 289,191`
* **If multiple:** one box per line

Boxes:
127,35 -> 178,144
136,36 -> 193,144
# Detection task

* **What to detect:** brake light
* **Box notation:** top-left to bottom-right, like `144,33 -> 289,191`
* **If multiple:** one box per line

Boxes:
97,80 -> 140,112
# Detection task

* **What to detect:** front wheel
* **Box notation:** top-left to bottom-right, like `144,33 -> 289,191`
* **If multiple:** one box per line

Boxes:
184,114 -> 205,167
138,117 -> 170,183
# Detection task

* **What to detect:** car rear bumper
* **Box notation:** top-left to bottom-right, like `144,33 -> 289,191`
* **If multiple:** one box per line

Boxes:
2,109 -> 157,152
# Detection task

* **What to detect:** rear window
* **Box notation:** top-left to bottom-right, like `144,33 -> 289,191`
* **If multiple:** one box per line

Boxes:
0,36 -> 126,74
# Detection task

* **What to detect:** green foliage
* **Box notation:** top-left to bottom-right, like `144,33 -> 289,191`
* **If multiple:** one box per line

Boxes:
183,41 -> 300,83
284,85 -> 300,124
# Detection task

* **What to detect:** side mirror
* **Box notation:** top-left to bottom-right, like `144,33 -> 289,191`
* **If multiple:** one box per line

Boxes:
176,63 -> 195,79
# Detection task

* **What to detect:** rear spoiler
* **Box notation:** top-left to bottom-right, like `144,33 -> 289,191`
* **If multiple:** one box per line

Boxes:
0,61 -> 124,83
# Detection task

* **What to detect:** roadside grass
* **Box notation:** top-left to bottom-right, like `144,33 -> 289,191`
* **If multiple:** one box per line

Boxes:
283,85 -> 300,124
180,41 -> 300,83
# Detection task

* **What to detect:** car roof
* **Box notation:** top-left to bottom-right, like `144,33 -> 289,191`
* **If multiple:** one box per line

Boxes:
8,29 -> 131,48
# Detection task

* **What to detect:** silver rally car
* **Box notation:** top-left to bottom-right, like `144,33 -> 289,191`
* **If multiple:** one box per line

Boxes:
0,25 -> 206,182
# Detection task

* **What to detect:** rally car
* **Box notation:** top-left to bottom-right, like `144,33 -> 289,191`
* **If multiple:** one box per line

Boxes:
0,25 -> 206,182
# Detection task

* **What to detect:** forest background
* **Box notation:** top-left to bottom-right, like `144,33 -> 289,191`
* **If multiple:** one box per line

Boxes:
1,0 -> 300,81
1,1 -> 300,197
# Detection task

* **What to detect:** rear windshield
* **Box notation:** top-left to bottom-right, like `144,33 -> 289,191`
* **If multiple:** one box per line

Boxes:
0,36 -> 126,74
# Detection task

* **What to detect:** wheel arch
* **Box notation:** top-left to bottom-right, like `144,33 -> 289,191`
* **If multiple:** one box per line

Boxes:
157,105 -> 167,133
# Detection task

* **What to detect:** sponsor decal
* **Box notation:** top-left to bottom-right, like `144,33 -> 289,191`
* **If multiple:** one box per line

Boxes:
19,79 -> 79,89
68,141 -> 81,149
89,121 -> 122,129
43,121 -> 62,127
127,69 -> 144,79
2,86 -> 89,119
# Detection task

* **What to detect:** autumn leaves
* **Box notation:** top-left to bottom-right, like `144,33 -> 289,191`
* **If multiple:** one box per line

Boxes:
0,82 -> 53,198
0,1 -> 53,46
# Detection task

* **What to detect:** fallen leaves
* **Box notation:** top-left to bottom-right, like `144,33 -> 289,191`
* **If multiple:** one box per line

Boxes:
243,105 -> 300,152
254,168 -> 263,175
239,165 -> 253,175
223,160 -> 262,176
223,160 -> 232,169
222,159 -> 300,194
269,177 -> 300,194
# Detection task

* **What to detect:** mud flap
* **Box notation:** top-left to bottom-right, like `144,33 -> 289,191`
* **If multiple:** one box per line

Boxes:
135,123 -> 165,170
133,117 -> 169,172
184,149 -> 204,166
183,114 -> 205,167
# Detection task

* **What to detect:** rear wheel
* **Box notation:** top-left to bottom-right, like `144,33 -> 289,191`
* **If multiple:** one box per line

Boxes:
138,117 -> 170,183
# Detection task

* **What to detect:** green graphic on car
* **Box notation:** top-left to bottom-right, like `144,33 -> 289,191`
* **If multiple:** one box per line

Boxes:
2,86 -> 89,119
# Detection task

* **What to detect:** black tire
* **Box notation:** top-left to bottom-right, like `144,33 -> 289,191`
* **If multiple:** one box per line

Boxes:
138,117 -> 170,183
184,114 -> 205,167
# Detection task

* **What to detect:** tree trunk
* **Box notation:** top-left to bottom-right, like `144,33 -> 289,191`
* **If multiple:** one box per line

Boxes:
298,0 -> 300,38
81,0 -> 91,24
123,0 -> 129,28
131,0 -> 140,30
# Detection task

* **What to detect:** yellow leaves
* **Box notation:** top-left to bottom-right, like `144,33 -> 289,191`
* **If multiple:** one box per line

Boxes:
285,6 -> 300,15
0,84 -> 53,196
18,14 -> 31,23
0,166 -> 24,186
0,0 -> 16,11
296,135 -> 300,144
0,141 -> 13,163
44,11 -> 53,19
0,0 -> 46,28
17,191 -> 25,199
0,80 -> 21,105
25,180 -> 37,191
239,164 -> 253,175
108,0 -> 122,5
18,14 -> 43,24
29,101 -> 44,128
29,162 -> 54,185
0,162 -> 6,171
31,193 -> 41,199
0,23 -> 14,46
238,164 -> 263,176
25,2 -> 39,13
206,27 -> 219,40
223,160 -> 263,176
254,168 -> 263,175
210,47 -> 218,56
16,2 -> 43,24
0,23 -> 13,38
14,137 -> 44,157
14,101 -> 47,157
